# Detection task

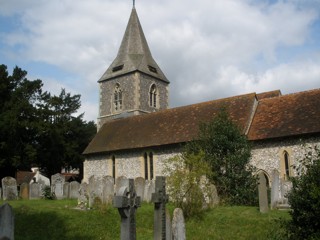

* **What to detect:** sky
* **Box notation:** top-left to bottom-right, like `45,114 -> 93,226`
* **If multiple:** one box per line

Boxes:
1,0 -> 320,122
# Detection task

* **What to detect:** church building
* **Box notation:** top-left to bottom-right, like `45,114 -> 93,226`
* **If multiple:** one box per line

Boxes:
83,6 -> 320,187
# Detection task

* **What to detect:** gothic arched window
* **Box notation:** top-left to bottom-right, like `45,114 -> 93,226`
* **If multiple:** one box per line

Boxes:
114,83 -> 122,111
143,152 -> 154,180
149,84 -> 157,108
284,151 -> 290,180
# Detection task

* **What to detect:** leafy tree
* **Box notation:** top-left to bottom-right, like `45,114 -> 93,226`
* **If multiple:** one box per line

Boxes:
286,146 -> 320,239
164,150 -> 214,218
189,109 -> 257,205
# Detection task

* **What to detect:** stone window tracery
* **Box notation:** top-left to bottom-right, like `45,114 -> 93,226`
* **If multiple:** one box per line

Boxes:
149,84 -> 157,108
114,83 -> 122,111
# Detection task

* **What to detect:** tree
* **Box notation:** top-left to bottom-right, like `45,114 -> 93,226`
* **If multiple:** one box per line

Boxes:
189,109 -> 257,205
286,146 -> 320,239
0,64 -> 96,179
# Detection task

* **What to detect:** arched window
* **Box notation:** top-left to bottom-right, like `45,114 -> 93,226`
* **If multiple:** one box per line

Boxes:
149,152 -> 154,180
144,152 -> 148,180
149,84 -> 157,108
284,151 -> 290,180
114,83 -> 122,111
112,155 -> 116,181
143,152 -> 154,180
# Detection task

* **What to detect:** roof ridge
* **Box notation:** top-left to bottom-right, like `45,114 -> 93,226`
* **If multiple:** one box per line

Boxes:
258,88 -> 320,102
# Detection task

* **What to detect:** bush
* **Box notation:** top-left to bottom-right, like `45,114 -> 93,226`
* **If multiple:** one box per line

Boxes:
42,185 -> 56,200
286,146 -> 320,239
164,151 -> 213,218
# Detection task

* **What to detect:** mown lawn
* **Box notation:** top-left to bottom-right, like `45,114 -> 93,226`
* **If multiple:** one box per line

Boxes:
0,199 -> 290,240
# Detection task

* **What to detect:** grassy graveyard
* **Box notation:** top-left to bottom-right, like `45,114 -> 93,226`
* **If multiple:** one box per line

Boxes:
0,199 -> 290,240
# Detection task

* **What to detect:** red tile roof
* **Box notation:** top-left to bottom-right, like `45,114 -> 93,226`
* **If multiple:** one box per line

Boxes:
248,89 -> 320,140
256,90 -> 281,100
84,93 -> 257,154
16,171 -> 36,185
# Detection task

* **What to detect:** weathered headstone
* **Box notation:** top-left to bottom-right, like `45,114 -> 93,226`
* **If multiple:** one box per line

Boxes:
51,173 -> 65,199
63,182 -> 70,199
134,177 -> 145,201
152,176 -> 169,240
144,179 -> 155,203
258,172 -> 269,213
172,208 -> 186,240
113,178 -> 141,240
1,177 -> 18,201
20,182 -> 30,200
69,181 -> 80,199
29,182 -> 41,200
102,176 -> 114,204
279,180 -> 292,206
271,170 -> 280,209
0,203 -> 14,240
77,182 -> 89,209
115,176 -> 128,195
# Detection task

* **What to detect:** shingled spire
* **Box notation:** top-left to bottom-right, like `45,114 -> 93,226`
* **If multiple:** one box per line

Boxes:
99,8 -> 168,83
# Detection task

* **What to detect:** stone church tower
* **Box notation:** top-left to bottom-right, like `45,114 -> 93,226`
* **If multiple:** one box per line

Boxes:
97,6 -> 170,130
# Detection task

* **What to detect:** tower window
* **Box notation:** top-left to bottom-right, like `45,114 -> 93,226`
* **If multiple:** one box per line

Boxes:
112,64 -> 124,72
114,84 -> 122,111
148,65 -> 157,73
149,84 -> 157,108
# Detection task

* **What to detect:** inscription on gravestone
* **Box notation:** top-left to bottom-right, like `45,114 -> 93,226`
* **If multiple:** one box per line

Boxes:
113,179 -> 141,240
152,176 -> 169,240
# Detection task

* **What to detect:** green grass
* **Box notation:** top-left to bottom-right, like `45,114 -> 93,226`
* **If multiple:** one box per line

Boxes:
0,200 -> 290,240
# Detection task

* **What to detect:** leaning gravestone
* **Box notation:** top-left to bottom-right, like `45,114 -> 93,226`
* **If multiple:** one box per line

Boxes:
0,203 -> 14,240
258,172 -> 269,213
29,182 -> 41,200
172,208 -> 186,240
113,178 -> 141,240
102,176 -> 114,204
51,173 -> 65,199
152,176 -> 169,240
20,182 -> 30,200
1,177 -> 18,201
271,169 -> 280,209
69,181 -> 80,199
134,177 -> 145,201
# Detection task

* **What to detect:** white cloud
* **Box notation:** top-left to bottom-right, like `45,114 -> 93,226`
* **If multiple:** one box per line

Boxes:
1,0 -> 320,121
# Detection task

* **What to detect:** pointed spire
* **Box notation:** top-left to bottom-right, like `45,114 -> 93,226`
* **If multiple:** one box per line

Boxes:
99,7 -> 169,83
133,0 -> 135,8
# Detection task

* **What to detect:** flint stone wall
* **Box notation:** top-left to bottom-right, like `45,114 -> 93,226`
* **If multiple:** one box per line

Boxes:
250,136 -> 320,183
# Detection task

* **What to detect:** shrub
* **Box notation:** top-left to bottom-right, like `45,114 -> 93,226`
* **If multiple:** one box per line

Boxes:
42,185 -> 56,200
286,146 -> 320,239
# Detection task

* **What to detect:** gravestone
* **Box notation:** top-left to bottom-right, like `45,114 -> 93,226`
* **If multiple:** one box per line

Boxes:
280,180 -> 292,204
172,208 -> 186,240
51,173 -> 65,199
77,182 -> 89,209
29,182 -> 41,200
144,180 -> 155,203
88,176 -> 104,207
1,177 -> 18,201
271,170 -> 280,209
0,203 -> 14,240
258,172 -> 269,213
102,176 -> 114,204
63,182 -> 70,199
115,176 -> 128,195
113,178 -> 141,240
152,176 -> 169,240
20,182 -> 30,200
69,181 -> 80,199
134,177 -> 145,201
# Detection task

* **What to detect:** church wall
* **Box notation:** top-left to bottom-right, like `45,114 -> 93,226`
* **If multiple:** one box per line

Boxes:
250,136 -> 320,182
83,146 -> 181,183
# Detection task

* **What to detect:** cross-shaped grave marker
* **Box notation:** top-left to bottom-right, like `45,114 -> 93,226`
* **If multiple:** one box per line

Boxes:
113,178 -> 141,240
152,176 -> 169,240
